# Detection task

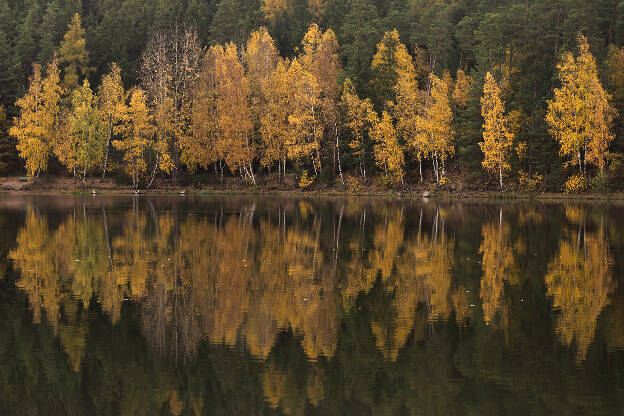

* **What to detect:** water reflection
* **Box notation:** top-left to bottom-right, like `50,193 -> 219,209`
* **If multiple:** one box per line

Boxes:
2,196 -> 624,414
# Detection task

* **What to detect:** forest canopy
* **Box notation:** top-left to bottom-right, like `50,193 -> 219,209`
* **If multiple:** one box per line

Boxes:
1,0 -> 624,192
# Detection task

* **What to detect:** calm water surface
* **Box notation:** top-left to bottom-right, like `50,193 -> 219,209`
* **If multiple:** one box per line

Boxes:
1,195 -> 624,415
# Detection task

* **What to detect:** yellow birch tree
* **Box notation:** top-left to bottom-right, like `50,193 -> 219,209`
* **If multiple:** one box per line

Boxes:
546,34 -> 615,174
57,79 -> 107,183
261,59 -> 291,178
371,111 -> 404,184
10,58 -> 63,180
340,78 -> 377,178
300,24 -> 342,180
112,88 -> 155,188
215,42 -> 256,184
480,72 -> 514,191
186,46 -> 221,174
416,73 -> 454,183
98,63 -> 125,179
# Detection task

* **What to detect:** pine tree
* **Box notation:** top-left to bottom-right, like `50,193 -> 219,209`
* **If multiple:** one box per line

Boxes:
480,72 -> 514,191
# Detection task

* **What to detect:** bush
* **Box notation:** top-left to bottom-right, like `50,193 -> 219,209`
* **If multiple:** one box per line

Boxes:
345,175 -> 365,193
564,174 -> 587,194
518,171 -> 543,193
590,171 -> 610,193
608,154 -> 624,189
298,170 -> 315,189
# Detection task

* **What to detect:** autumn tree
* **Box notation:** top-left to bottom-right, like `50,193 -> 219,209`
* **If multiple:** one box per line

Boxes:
390,52 -> 422,181
140,27 -> 202,184
244,27 -> 279,138
59,13 -> 90,93
480,72 -> 514,191
260,59 -> 290,178
340,78 -> 377,178
371,111 -> 403,184
10,59 -> 63,180
546,34 -> 615,175
57,80 -> 107,183
186,46 -> 221,173
416,73 -> 454,183
215,42 -> 256,184
452,68 -> 472,109
286,58 -> 321,173
98,63 -> 125,179
300,24 -> 342,181
113,88 -> 155,188
371,29 -> 414,110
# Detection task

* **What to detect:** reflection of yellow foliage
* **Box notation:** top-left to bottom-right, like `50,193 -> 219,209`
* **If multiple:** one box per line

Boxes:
545,226 -> 613,362
479,215 -> 517,325
306,367 -> 326,407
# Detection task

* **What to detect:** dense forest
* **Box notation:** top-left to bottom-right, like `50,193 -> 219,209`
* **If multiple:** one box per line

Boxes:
1,0 -> 624,192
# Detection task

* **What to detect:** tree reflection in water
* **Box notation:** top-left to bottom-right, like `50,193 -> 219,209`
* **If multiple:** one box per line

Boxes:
1,196 -> 624,415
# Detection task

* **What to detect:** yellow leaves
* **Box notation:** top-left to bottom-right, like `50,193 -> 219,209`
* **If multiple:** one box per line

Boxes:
10,58 -> 63,180
452,68 -> 472,108
341,78 -> 377,172
392,57 -> 421,159
57,79 -> 107,179
545,222 -> 614,362
186,46 -> 221,171
372,29 -> 416,106
215,43 -> 255,179
59,13 -> 89,92
371,111 -> 404,183
547,34 -> 615,173
285,57 -> 320,163
416,73 -> 454,182
113,88 -> 155,187
262,0 -> 288,21
479,212 -> 517,326
480,72 -> 514,189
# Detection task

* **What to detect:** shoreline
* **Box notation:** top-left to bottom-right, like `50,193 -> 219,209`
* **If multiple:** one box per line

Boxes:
2,176 -> 624,201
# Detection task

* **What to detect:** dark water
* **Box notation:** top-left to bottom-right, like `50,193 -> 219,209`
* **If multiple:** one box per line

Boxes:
1,195 -> 624,415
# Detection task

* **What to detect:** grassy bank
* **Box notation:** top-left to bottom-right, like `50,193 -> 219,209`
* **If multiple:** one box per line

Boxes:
2,175 -> 624,201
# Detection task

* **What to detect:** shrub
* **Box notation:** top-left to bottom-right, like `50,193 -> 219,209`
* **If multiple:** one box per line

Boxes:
590,171 -> 610,193
298,170 -> 314,189
345,176 -> 365,193
564,174 -> 587,194
518,171 -> 544,193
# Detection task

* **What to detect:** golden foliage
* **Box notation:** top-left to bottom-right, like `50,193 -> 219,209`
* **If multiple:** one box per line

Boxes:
371,111 -> 404,184
416,73 -> 454,183
479,211 -> 517,325
546,34 -> 615,174
341,78 -> 377,178
545,223 -> 614,362
480,72 -> 514,190
59,13 -> 90,92
113,88 -> 156,187
10,59 -> 63,179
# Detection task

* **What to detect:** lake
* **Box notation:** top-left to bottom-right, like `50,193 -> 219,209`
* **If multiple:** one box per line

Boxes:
0,195 -> 623,415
